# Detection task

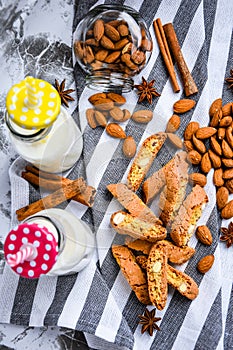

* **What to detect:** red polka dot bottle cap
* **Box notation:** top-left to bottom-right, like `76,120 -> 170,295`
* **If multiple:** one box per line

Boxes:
4,223 -> 58,279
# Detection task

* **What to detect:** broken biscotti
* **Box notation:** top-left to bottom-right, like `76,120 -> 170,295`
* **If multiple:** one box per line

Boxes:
142,151 -> 187,204
107,183 -> 162,225
127,133 -> 167,192
170,185 -> 209,247
110,211 -> 167,242
112,245 -> 151,305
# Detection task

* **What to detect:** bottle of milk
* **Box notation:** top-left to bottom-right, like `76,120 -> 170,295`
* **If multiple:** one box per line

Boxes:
5,76 -> 83,173
4,208 -> 95,278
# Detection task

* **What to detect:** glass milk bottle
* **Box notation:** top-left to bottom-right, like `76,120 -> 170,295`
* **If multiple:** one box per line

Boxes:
5,76 -> 83,173
4,208 -> 95,278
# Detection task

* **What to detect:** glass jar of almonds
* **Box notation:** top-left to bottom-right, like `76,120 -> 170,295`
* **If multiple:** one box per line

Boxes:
73,5 -> 153,92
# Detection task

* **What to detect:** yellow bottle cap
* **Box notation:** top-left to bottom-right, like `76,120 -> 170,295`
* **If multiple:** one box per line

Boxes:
6,76 -> 61,130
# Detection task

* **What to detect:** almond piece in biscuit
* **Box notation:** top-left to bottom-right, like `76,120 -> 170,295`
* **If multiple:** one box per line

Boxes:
147,245 -> 168,310
112,245 -> 151,305
170,185 -> 209,247
127,133 -> 166,192
167,265 -> 199,300
111,211 -> 167,242
107,183 -> 162,225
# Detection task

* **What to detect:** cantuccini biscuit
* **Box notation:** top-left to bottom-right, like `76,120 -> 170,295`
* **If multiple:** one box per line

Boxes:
156,240 -> 195,264
111,211 -> 167,242
125,238 -> 152,255
170,185 -> 209,247
142,151 -> 188,204
147,244 -> 168,310
136,255 -> 148,270
127,133 -> 167,192
107,183 -> 162,224
112,245 -> 151,305
167,265 -> 199,300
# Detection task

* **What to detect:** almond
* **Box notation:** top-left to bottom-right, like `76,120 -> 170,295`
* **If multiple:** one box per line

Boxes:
122,42 -> 134,55
95,110 -> 107,127
100,35 -> 115,50
131,50 -> 145,65
209,98 -> 222,117
192,134 -> 206,154
217,127 -> 226,140
167,133 -> 183,149
201,152 -> 212,173
196,226 -> 213,246
189,173 -> 207,187
210,109 -> 222,127
208,149 -> 221,168
187,150 -> 202,165
104,24 -> 120,42
223,169 -> 233,180
93,98 -> 114,111
173,99 -> 196,114
195,127 -> 217,139
184,121 -> 200,140
222,158 -> 233,167
121,53 -> 138,70
222,139 -> 233,158
216,186 -> 229,209
225,179 -> 233,194
95,49 -> 109,61
165,114 -> 180,133
88,93 -> 107,104
109,107 -> 124,121
222,102 -> 233,117
122,136 -> 136,158
93,19 -> 105,41
213,168 -> 224,187
107,20 -> 123,27
104,51 -> 121,63
219,116 -> 232,127
85,38 -> 99,47
107,93 -> 126,106
141,38 -> 152,51
86,108 -> 97,129
117,24 -> 129,36
183,140 -> 194,152
83,46 -> 95,64
210,136 -> 222,156
132,110 -> 153,123
225,127 -> 233,148
121,109 -> 131,122
114,38 -> 129,50
106,123 -> 126,138
74,41 -> 84,59
197,255 -> 214,274
221,199 -> 233,219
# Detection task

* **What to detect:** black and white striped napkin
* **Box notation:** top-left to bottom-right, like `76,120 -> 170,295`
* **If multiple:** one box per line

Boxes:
0,0 -> 233,349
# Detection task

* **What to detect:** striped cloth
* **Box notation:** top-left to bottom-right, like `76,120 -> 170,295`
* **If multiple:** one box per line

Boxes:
0,0 -> 233,349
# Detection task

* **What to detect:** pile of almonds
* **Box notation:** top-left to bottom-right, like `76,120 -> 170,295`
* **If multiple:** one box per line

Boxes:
74,18 -> 152,75
86,92 -> 153,158
183,99 -> 233,219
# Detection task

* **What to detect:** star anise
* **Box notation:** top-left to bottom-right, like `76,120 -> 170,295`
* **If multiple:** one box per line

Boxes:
55,79 -> 75,107
134,76 -> 161,104
225,69 -> 233,90
220,221 -> 233,248
138,308 -> 161,336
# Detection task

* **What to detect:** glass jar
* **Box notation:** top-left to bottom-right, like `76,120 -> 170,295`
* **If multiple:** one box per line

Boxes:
4,208 -> 95,278
5,77 -> 83,173
73,4 -> 153,92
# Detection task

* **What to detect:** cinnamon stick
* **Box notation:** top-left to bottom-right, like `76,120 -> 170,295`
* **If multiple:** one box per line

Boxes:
163,23 -> 198,96
22,168 -> 96,207
16,178 -> 85,221
153,19 -> 180,93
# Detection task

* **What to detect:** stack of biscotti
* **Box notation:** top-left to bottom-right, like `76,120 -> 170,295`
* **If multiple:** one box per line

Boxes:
112,239 -> 198,309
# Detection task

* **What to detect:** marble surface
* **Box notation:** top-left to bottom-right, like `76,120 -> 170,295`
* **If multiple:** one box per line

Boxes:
0,0 -> 89,349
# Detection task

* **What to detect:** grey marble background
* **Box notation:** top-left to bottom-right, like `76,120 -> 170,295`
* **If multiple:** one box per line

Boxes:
0,0 -> 89,349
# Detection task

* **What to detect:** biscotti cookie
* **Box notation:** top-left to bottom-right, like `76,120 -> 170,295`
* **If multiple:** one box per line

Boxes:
111,211 -> 167,242
136,255 -> 148,270
157,240 -> 195,264
159,155 -> 189,226
147,244 -> 168,310
112,245 -> 151,305
142,151 -> 187,204
170,185 -> 209,247
167,265 -> 199,300
127,133 -> 167,192
125,239 -> 152,255
107,183 -> 162,224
